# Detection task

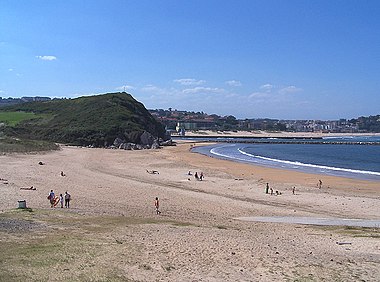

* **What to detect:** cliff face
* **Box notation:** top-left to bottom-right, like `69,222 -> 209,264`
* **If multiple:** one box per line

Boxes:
2,92 -> 166,146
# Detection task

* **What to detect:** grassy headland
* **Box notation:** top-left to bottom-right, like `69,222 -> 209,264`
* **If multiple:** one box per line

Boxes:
0,92 -> 166,147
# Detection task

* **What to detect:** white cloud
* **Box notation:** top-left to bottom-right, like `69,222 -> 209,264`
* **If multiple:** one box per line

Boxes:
278,86 -> 303,95
135,82 -> 238,114
7,68 -> 21,76
140,85 -> 180,98
225,80 -> 242,87
259,84 -> 274,92
182,87 -> 225,94
247,84 -> 304,110
225,92 -> 239,98
36,55 -> 57,61
248,92 -> 269,99
141,85 -> 163,93
115,85 -> 135,91
174,78 -> 206,86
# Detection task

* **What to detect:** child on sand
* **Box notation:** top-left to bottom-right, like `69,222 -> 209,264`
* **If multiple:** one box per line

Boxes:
59,194 -> 64,208
155,197 -> 161,215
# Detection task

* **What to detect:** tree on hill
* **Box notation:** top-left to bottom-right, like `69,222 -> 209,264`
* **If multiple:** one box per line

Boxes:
350,115 -> 380,132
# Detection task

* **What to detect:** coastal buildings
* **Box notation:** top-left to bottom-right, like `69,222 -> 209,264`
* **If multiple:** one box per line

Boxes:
150,109 -> 368,133
281,119 -> 359,133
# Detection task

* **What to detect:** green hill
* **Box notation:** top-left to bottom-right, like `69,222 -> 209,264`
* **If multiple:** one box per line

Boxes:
0,92 -> 166,146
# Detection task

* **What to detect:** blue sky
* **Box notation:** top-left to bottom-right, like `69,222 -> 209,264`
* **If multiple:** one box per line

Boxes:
1,0 -> 379,119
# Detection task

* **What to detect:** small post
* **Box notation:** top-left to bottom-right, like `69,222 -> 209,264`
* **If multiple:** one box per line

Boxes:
18,200 -> 26,209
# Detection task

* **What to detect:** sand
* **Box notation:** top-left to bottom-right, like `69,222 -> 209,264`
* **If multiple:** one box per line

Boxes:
0,141 -> 379,281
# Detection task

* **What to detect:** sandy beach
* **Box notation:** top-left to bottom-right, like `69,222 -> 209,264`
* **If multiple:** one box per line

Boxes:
0,141 -> 379,281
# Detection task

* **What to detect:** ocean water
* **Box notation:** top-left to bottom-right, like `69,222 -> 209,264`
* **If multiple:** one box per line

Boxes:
190,136 -> 380,181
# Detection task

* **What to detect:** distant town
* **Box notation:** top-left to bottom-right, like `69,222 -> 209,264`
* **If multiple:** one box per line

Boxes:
0,96 -> 53,106
1,96 -> 379,133
150,109 -> 380,134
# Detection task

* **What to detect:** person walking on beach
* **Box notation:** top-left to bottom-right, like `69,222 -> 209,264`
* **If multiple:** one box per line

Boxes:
266,183 -> 269,194
194,172 -> 199,180
318,179 -> 322,189
200,172 -> 204,181
154,197 -> 161,215
64,191 -> 71,208
292,186 -> 296,195
48,190 -> 55,208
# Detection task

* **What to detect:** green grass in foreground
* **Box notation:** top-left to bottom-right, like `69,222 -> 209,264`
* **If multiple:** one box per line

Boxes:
0,210 -> 142,281
0,111 -> 47,126
314,225 -> 380,238
0,137 -> 59,153
0,209 -> 195,282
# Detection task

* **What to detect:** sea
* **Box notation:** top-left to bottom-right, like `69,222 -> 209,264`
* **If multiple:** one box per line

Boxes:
179,135 -> 380,181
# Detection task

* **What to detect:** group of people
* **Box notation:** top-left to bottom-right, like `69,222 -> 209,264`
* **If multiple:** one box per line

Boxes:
265,183 -> 287,196
48,188 -> 160,215
194,171 -> 204,181
265,180 -> 323,196
47,190 -> 71,208
187,171 -> 204,181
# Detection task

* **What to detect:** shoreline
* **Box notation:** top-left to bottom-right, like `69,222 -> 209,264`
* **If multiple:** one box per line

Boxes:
171,141 -> 380,196
190,142 -> 380,182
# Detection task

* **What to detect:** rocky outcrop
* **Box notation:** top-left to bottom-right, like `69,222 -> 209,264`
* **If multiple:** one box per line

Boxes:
113,137 -> 124,147
140,131 -> 154,146
111,134 -> 170,150
151,140 -> 161,149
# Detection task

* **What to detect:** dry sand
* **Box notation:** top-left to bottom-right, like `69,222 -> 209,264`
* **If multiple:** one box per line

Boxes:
0,141 -> 379,281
